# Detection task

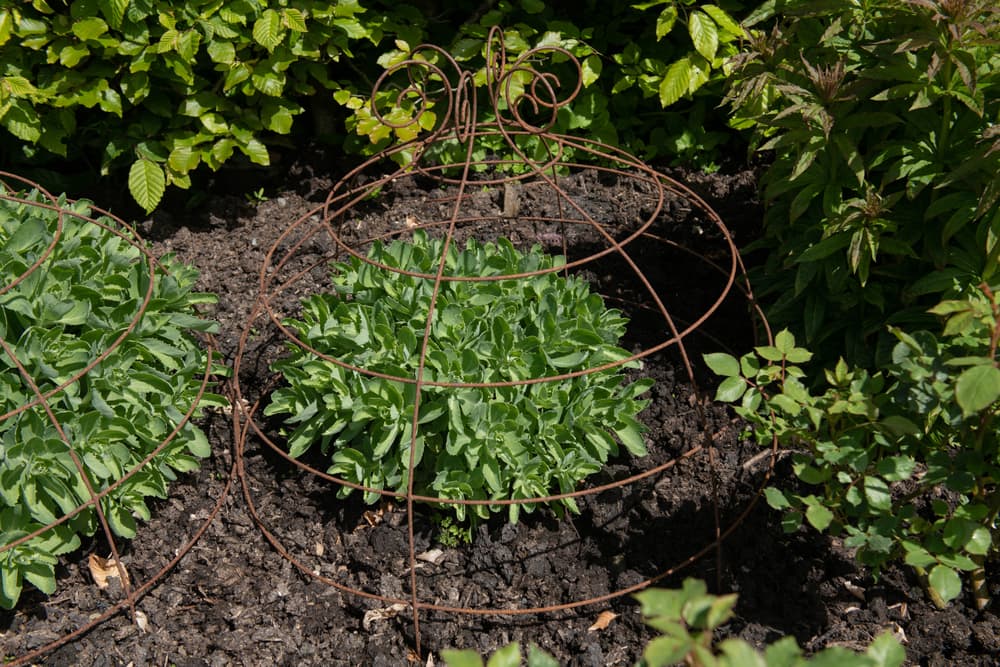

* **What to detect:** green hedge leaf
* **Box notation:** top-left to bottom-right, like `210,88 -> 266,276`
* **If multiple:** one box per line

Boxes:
253,9 -> 284,51
655,6 -> 678,40
128,158 -> 166,213
688,11 -> 719,62
658,57 -> 691,107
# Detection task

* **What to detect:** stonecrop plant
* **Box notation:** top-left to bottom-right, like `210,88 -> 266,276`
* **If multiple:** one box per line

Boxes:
0,188 -> 223,609
265,230 -> 653,525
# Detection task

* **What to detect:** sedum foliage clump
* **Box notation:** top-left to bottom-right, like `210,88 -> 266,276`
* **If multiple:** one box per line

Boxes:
265,230 -> 652,525
0,188 -> 223,609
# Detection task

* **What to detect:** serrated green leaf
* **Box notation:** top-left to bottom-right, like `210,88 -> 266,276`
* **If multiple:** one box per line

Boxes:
582,54 -> 602,87
865,630 -> 905,667
774,329 -> 796,354
72,16 -> 108,41
701,4 -> 744,37
715,376 -> 746,402
282,8 -> 308,32
965,527 -> 992,556
805,503 -> 834,530
928,564 -> 961,603
241,138 -> 270,165
764,487 -> 791,510
99,0 -> 129,29
703,352 -> 740,377
128,158 -> 166,213
525,644 -> 559,667
253,9 -> 284,51
168,145 -> 200,172
2,76 -> 36,96
656,6 -> 678,39
954,365 -> 1000,415
659,57 -> 692,107
2,102 -> 42,142
207,40 -> 236,64
688,11 -> 718,61
863,476 -> 892,512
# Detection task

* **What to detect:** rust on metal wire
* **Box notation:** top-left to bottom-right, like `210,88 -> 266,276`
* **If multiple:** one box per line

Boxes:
0,173 -> 228,667
232,26 -> 776,659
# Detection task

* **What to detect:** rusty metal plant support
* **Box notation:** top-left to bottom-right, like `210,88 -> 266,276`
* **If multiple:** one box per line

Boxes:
232,28 -> 776,659
0,173 -> 229,667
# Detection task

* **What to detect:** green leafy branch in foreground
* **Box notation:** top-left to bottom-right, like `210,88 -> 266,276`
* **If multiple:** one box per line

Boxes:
265,230 -> 652,527
0,187 -> 225,608
706,284 -> 1000,608
442,578 -> 905,667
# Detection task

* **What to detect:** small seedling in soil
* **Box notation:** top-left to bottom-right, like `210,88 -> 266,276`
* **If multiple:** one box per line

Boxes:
266,230 -> 652,529
442,578 -> 905,667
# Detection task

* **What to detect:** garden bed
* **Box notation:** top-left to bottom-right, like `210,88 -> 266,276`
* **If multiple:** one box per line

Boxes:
1,162 -> 997,666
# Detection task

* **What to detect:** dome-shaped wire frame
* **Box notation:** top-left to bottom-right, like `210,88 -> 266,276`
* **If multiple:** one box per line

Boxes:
0,173 -> 228,667
232,27 -> 775,657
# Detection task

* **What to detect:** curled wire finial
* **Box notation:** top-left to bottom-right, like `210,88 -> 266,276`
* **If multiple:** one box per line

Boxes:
368,25 -> 584,157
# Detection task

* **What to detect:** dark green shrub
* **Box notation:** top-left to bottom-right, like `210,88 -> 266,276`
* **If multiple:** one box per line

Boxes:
347,1 -> 751,171
264,231 -> 652,525
0,1 -> 751,212
708,284 -> 1000,607
0,186 -> 223,608
727,0 -> 1000,365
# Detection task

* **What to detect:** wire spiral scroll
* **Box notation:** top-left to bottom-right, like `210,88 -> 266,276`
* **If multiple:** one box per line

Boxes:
369,25 -> 581,168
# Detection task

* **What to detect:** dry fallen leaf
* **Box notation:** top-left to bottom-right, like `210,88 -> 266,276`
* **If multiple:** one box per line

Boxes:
362,603 -> 408,631
362,509 -> 383,528
416,548 -> 445,565
88,554 -> 130,590
587,610 -> 618,632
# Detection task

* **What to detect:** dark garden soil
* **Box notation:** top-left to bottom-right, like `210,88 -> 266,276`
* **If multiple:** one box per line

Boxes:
2,155 -> 999,666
